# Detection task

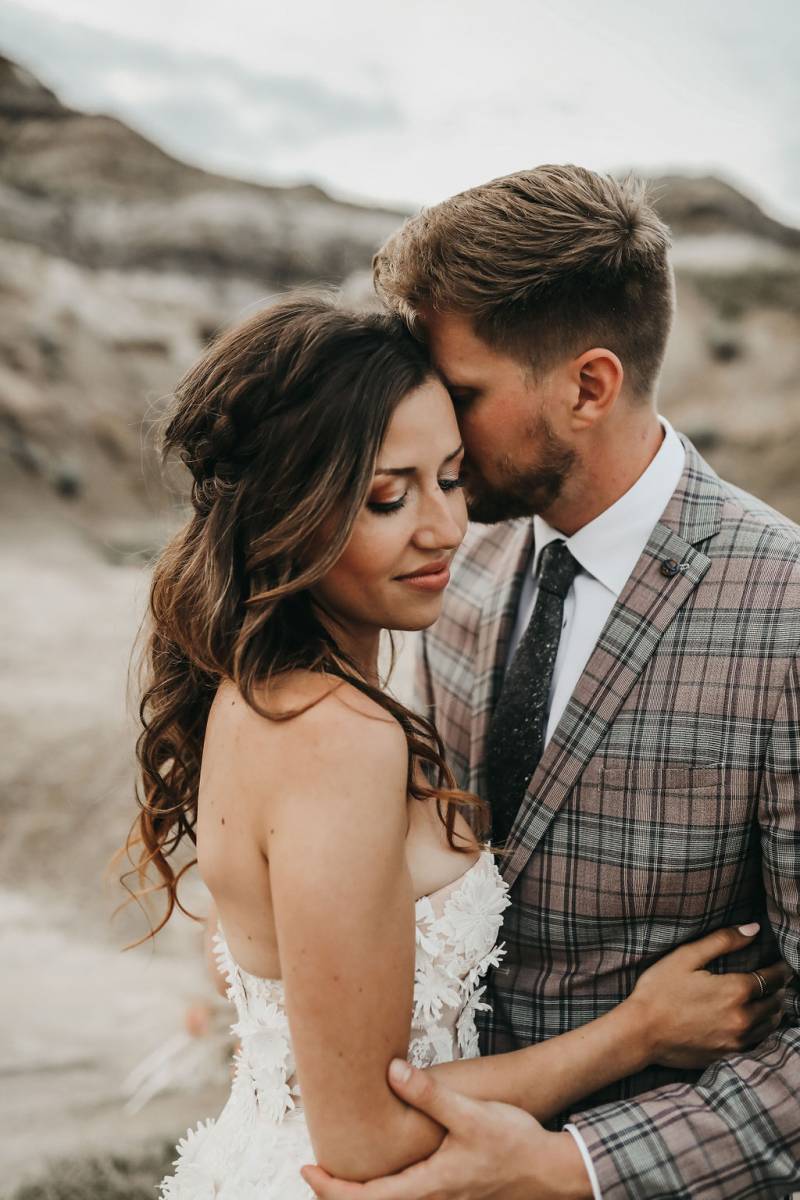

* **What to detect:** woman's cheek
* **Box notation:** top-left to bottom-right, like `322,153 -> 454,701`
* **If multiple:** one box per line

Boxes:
346,521 -> 400,585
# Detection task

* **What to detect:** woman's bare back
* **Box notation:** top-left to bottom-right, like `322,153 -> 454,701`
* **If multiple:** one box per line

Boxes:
197,674 -> 480,981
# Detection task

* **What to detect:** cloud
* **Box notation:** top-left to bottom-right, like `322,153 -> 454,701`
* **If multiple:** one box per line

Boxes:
0,0 -> 403,176
2,0 -> 799,222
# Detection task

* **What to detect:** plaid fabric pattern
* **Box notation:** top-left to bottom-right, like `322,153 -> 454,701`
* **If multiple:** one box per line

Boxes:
417,439 -> 800,1199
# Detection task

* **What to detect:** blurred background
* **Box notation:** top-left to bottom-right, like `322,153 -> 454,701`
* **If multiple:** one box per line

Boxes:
1,1 -> 798,1195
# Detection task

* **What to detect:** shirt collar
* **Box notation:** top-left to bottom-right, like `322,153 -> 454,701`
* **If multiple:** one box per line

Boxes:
532,416 -> 686,598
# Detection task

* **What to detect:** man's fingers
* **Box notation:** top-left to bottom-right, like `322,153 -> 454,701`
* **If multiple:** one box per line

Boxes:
387,1058 -> 475,1129
676,923 -> 761,971
300,1165 -> 364,1199
301,1159 -> 435,1200
355,1157 -> 442,1200
299,1059 -> 467,1200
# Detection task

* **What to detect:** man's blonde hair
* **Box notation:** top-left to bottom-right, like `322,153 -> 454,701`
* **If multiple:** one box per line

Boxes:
373,164 -> 674,398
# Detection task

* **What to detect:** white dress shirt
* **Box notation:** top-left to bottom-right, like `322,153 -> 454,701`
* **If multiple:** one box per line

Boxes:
506,416 -> 685,746
503,417 -> 685,1199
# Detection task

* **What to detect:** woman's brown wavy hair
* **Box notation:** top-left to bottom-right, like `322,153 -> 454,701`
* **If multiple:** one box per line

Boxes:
123,293 -> 487,942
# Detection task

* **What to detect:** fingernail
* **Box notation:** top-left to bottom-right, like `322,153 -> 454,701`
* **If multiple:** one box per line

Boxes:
738,922 -> 760,936
389,1057 -> 412,1084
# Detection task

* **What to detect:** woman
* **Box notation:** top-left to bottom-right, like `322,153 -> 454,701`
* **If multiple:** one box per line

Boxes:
127,296 -> 783,1200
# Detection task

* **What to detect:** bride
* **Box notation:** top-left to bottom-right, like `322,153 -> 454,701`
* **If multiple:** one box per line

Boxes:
126,295 -> 780,1199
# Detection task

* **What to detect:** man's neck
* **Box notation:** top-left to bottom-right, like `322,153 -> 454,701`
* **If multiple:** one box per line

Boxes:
541,412 -> 665,538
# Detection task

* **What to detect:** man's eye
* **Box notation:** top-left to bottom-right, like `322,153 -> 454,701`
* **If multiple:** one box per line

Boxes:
450,390 -> 476,408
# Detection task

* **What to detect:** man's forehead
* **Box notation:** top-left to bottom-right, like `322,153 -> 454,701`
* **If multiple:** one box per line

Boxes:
423,310 -> 485,369
422,308 -> 475,346
422,309 -> 510,383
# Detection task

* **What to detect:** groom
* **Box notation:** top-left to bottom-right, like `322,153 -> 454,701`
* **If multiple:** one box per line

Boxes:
305,165 -> 800,1198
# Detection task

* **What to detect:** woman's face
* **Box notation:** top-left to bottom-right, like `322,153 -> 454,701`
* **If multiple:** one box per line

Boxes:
315,377 -> 468,636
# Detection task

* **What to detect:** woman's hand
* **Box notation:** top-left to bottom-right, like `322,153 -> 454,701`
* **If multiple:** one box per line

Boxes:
629,923 -> 792,1069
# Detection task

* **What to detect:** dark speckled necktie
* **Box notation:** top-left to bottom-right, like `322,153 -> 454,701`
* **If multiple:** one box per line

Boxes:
486,539 -> 580,846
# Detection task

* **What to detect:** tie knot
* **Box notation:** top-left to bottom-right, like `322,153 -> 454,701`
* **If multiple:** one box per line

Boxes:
537,539 -> 580,599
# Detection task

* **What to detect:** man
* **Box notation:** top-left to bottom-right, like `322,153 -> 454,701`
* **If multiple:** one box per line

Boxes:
304,165 -> 800,1198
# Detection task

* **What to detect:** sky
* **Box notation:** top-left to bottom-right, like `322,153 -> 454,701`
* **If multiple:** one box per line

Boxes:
2,0 -> 799,223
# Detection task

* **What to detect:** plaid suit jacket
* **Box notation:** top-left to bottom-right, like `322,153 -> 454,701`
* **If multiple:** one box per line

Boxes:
417,439 -> 800,1199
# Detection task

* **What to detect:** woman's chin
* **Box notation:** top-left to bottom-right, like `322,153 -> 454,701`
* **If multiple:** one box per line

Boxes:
387,599 -> 446,633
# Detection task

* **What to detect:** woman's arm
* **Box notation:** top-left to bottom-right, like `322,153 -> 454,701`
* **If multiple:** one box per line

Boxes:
427,924 -> 789,1122
429,997 -> 648,1119
253,680 -> 448,1182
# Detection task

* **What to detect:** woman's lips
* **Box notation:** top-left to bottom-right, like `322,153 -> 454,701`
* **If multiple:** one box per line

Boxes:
395,561 -> 451,592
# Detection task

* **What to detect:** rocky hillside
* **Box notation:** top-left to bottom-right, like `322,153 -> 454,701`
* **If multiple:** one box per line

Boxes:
0,54 -> 403,545
1,53 -> 799,540
652,174 -> 800,520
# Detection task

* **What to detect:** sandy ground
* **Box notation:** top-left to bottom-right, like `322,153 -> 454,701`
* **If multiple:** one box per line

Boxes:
0,889 -> 227,1192
0,508 -> 230,1195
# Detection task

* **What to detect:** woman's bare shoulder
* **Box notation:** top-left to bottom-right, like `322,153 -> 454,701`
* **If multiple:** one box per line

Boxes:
210,671 -> 408,787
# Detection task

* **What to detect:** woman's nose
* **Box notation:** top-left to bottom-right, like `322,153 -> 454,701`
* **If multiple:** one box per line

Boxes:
414,493 -> 466,551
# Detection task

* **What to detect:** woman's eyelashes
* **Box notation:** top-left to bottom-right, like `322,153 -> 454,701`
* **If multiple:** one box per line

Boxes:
367,474 -> 465,516
368,493 -> 407,515
439,474 -> 466,494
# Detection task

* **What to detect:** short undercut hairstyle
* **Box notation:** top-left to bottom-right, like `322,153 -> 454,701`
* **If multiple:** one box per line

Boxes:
373,164 -> 675,399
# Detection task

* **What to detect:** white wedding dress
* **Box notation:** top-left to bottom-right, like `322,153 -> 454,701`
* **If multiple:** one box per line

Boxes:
159,848 -> 510,1199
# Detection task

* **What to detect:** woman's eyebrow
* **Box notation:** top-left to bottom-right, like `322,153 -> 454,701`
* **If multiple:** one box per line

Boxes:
375,443 -> 463,477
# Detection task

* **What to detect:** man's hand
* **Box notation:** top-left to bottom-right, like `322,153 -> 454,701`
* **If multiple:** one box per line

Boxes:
301,1058 -> 593,1200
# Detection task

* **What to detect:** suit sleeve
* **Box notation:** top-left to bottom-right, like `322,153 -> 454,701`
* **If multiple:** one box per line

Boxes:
569,649 -> 800,1199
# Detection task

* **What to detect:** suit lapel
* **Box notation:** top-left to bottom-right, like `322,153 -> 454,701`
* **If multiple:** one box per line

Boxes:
497,441 -> 723,889
467,521 -> 535,798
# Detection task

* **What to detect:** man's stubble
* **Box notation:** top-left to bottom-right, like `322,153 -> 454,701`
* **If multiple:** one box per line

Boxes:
464,409 -> 577,525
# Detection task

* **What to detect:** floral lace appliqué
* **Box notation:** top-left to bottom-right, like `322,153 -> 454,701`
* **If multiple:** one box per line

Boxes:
159,849 -> 509,1197
409,851 -> 511,1067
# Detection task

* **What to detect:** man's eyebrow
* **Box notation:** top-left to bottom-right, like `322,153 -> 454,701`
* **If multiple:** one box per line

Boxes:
375,443 -> 463,476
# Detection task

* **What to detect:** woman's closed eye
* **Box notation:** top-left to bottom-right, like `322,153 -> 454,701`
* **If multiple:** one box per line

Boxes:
439,473 -> 466,494
368,492 -> 407,515
367,474 -> 465,516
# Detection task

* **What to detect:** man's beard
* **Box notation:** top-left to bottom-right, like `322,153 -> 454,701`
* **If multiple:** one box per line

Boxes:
464,416 -> 577,525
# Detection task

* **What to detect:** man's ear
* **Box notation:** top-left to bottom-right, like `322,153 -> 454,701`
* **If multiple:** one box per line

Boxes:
570,348 -> 624,428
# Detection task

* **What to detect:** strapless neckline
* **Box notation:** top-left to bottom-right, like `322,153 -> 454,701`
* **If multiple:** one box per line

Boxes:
221,848 -> 494,986
415,847 -> 489,908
